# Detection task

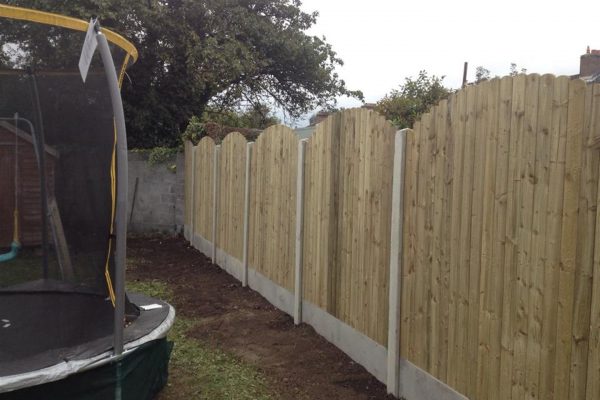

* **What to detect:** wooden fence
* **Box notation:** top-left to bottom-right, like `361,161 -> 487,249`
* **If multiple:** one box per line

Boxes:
183,75 -> 600,400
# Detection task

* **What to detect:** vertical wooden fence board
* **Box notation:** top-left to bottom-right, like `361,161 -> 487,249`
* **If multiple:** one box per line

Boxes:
330,113 -> 342,318
407,120 -> 422,362
439,98 -> 453,382
194,137 -> 216,241
414,113 -> 431,369
466,81 -> 488,399
431,100 -> 449,379
454,85 -> 477,394
302,119 -> 318,306
524,74 -> 553,400
569,82 -> 599,400
401,127 -> 418,358
499,74 -> 526,400
446,89 -> 467,388
487,76 -> 514,399
427,105 -> 440,375
511,73 -> 540,400
586,83 -> 600,400
554,78 -> 585,400
476,78 -> 500,400
338,112 -> 356,324
374,112 -> 394,345
538,75 -> 569,400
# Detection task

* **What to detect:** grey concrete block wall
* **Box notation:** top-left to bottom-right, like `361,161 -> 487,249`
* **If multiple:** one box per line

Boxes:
127,151 -> 184,234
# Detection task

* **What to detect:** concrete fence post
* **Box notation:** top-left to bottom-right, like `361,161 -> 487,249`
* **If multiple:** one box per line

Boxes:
242,142 -> 253,287
212,144 -> 220,263
190,143 -> 196,242
387,129 -> 408,396
294,139 -> 308,325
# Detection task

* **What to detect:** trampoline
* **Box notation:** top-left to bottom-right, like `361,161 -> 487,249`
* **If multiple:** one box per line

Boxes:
0,5 -> 174,399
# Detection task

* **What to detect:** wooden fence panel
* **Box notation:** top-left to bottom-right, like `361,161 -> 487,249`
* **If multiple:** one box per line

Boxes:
302,109 -> 395,345
194,137 -> 215,241
248,125 -> 297,291
217,132 -> 247,260
400,75 -> 600,400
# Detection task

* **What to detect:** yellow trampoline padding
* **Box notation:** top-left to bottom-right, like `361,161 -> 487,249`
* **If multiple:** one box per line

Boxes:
0,4 -> 138,63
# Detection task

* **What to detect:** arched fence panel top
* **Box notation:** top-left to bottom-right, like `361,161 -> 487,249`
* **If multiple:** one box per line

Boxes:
308,107 -> 398,144
253,124 -> 299,146
220,131 -> 248,147
196,135 -> 217,149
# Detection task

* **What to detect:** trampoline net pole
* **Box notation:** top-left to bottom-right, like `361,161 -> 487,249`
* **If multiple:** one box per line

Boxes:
96,26 -> 128,356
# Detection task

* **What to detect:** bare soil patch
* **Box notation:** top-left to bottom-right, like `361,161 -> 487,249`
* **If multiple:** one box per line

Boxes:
128,236 -> 393,400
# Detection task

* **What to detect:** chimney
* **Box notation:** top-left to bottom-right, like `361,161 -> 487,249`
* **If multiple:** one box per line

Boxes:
581,47 -> 600,77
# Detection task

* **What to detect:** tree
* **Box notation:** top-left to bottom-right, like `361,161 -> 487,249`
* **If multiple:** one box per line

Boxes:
510,63 -> 527,76
375,71 -> 451,129
202,103 -> 280,130
4,0 -> 362,147
475,66 -> 491,83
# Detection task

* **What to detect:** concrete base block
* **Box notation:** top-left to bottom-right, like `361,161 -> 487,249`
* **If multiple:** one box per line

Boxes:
216,248 -> 244,282
302,300 -> 388,383
398,359 -> 468,400
192,233 -> 212,258
247,268 -> 295,316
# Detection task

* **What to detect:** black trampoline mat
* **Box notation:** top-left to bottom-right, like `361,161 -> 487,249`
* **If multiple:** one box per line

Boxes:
0,287 -> 170,378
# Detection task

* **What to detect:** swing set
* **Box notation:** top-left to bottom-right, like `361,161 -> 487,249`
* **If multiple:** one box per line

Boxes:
0,115 -> 22,262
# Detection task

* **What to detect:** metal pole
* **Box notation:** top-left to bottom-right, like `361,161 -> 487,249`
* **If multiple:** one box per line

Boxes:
96,28 -> 128,356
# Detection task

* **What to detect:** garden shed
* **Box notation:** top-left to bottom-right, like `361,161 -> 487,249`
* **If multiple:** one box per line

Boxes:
0,120 -> 57,248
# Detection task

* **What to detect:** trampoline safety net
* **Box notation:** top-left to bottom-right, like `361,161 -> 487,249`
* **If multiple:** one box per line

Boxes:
0,12 -> 139,375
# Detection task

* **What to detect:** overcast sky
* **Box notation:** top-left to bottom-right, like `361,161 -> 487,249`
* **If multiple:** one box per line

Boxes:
296,0 -> 600,113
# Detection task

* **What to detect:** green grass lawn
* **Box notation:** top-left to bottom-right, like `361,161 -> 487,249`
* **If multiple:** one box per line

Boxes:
127,278 -> 276,400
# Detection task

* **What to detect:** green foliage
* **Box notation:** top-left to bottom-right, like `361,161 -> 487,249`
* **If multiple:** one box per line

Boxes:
181,116 -> 206,145
510,63 -> 527,76
5,0 -> 362,148
148,146 -> 178,166
375,71 -> 451,129
202,103 -> 280,130
475,66 -> 491,83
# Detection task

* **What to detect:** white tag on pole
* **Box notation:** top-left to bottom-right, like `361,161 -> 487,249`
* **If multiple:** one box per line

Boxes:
78,18 -> 98,83
140,304 -> 163,311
